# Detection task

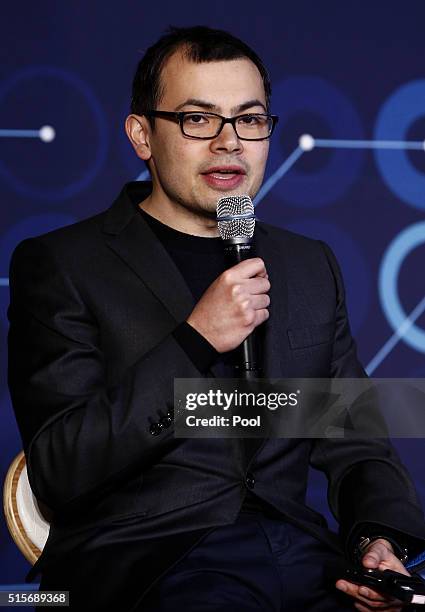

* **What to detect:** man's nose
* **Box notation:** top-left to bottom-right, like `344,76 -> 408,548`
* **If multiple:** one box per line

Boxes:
210,122 -> 243,153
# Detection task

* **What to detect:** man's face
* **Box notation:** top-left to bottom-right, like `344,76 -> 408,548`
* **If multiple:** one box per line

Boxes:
140,51 -> 270,217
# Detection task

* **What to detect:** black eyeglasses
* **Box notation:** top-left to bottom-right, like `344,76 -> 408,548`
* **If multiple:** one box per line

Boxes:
142,110 -> 279,141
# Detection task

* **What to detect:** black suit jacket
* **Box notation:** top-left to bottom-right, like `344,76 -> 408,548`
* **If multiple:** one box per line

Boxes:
7,182 -> 425,611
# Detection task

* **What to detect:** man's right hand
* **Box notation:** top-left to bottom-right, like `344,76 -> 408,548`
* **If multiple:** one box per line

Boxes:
186,258 -> 270,353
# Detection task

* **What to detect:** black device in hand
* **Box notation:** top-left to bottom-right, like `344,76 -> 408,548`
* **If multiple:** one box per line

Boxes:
344,566 -> 425,605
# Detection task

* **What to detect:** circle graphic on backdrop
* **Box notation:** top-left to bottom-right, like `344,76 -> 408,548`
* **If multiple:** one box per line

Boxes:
267,76 -> 364,207
284,219 -> 369,334
374,80 -> 425,211
0,66 -> 108,200
379,221 -> 425,354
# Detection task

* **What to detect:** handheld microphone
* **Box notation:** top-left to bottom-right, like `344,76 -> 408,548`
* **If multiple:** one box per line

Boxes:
216,195 -> 262,380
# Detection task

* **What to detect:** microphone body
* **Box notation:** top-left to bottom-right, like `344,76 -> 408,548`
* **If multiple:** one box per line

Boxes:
217,197 -> 263,380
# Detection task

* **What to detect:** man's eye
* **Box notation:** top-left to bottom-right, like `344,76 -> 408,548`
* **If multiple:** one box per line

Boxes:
238,115 -> 261,125
186,114 -> 208,124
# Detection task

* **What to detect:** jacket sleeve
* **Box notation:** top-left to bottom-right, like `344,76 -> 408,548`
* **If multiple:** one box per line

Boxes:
309,240 -> 425,557
7,236 -> 202,515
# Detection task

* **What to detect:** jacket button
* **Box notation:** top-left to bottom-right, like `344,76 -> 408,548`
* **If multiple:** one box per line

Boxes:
149,423 -> 161,436
159,415 -> 172,428
245,472 -> 255,489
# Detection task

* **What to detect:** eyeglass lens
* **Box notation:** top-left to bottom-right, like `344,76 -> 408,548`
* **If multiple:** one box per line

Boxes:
181,113 -> 272,139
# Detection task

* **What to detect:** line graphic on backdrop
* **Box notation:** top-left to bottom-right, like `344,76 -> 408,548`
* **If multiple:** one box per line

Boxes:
254,135 -> 425,205
1,135 -> 424,372
0,126 -> 56,142
0,125 -> 55,286
366,294 -> 425,375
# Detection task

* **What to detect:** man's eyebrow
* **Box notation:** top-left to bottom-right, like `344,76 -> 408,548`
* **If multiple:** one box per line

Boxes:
174,99 -> 217,111
174,98 -> 267,114
234,100 -> 267,114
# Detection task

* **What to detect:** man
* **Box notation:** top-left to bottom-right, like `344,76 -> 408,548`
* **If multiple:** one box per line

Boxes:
7,26 -> 425,611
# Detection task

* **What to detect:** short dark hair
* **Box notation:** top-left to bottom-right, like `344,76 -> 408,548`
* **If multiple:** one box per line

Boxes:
130,26 -> 272,127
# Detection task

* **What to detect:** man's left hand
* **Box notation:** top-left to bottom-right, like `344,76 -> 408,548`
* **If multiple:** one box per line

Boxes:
335,538 -> 410,610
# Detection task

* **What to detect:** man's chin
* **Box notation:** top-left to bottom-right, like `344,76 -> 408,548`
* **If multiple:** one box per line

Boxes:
191,180 -> 255,217
203,185 -> 253,204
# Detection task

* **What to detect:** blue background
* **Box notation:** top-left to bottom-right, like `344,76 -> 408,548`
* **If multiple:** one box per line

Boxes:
1,0 -> 425,591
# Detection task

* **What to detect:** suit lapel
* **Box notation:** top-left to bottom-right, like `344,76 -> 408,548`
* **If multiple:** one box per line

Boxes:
102,182 -> 194,323
244,223 -> 291,464
254,222 -> 289,379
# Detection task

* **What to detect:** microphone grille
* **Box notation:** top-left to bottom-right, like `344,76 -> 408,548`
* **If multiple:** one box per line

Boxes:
216,195 -> 255,240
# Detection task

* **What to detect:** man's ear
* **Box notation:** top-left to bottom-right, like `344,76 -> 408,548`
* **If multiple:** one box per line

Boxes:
125,114 -> 152,161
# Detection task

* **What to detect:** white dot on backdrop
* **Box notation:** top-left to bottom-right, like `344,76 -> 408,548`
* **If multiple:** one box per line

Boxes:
299,134 -> 315,151
39,125 -> 56,143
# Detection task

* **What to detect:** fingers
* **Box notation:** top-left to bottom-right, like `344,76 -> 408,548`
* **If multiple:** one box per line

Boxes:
336,580 -> 402,610
231,278 -> 270,300
234,294 -> 270,331
362,541 -> 409,576
227,257 -> 268,279
354,603 -> 402,612
337,580 -> 386,601
248,293 -> 271,311
230,274 -> 270,318
224,260 -> 270,300
255,308 -> 270,326
247,276 -> 271,295
362,541 -> 394,567
236,303 -> 269,329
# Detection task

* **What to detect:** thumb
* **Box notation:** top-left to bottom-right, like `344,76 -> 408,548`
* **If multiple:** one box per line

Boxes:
362,539 -> 393,569
362,549 -> 381,568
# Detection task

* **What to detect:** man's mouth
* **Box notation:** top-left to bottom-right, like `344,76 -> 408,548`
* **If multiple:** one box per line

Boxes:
201,166 -> 246,180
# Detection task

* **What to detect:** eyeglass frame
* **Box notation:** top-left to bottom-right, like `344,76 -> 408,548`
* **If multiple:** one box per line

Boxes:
141,110 -> 279,141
